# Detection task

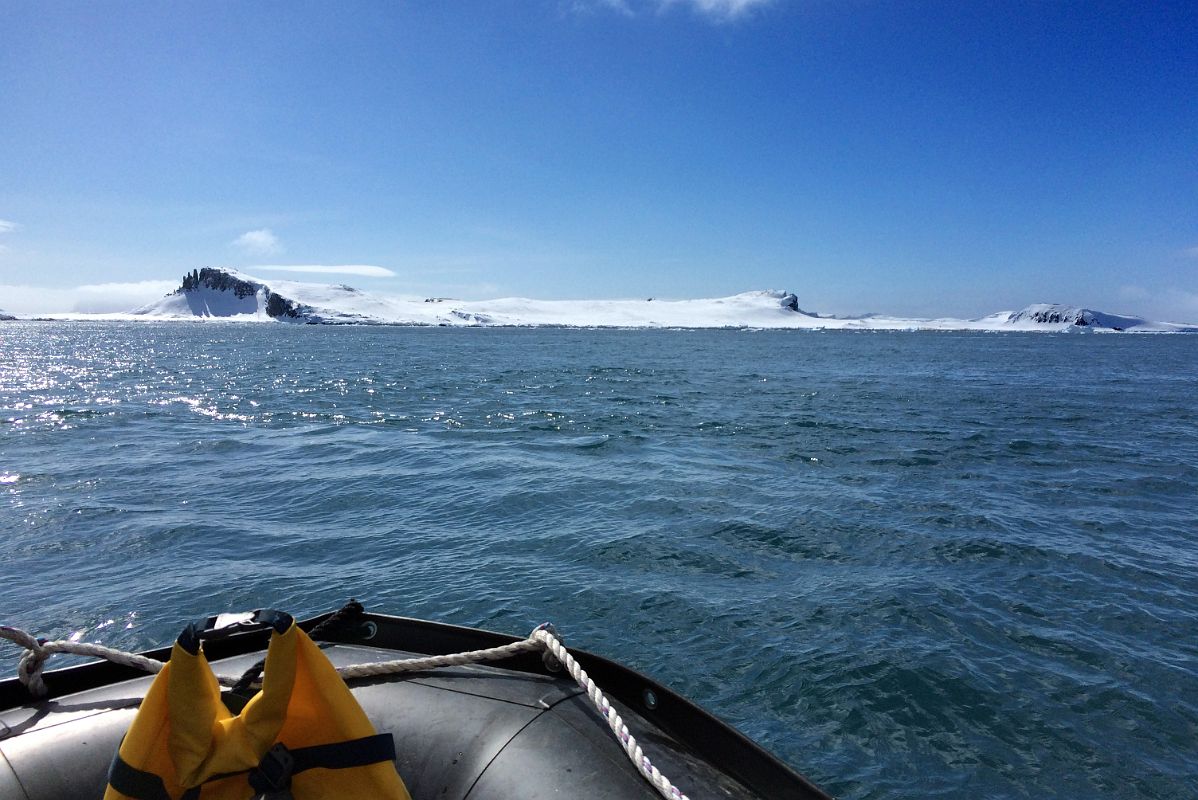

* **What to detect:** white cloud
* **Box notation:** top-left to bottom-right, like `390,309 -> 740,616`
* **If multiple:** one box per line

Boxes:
576,0 -> 772,20
570,0 -> 634,15
1184,245 -> 1198,259
0,280 -> 177,314
0,220 -> 19,256
71,280 -> 180,312
666,0 -> 772,19
232,228 -> 282,256
1104,285 -> 1198,324
1163,288 -> 1198,317
251,264 -> 397,278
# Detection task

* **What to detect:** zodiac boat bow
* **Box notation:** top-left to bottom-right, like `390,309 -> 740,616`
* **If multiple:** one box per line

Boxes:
0,607 -> 832,800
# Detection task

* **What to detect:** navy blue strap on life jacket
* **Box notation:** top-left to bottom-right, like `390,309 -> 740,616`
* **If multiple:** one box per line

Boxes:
107,733 -> 396,800
107,751 -> 201,800
248,735 -> 396,795
288,733 -> 395,774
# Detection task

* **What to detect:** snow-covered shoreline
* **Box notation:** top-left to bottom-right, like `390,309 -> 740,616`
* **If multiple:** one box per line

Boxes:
6,268 -> 1197,332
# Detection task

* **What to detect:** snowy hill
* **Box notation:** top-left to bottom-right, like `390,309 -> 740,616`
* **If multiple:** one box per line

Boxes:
126,268 -> 1196,332
999,303 -> 1186,331
0,309 -> 15,321
134,268 -> 815,327
134,268 -> 355,323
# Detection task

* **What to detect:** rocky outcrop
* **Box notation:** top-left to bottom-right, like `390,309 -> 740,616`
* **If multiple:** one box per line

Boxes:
776,291 -> 823,317
151,268 -> 312,320
265,291 -> 305,319
179,268 -> 258,298
1007,304 -> 1097,326
1002,303 -> 1169,331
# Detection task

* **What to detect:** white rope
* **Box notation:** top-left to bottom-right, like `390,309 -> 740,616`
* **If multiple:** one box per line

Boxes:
333,637 -> 544,679
1,622 -> 691,800
531,626 -> 690,800
0,626 -> 166,697
0,627 -> 542,692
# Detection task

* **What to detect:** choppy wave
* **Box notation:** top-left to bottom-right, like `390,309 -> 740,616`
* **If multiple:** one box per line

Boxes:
1,321 -> 1196,798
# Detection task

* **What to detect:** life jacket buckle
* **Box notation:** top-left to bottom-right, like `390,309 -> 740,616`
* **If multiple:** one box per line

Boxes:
178,610 -> 295,655
249,742 -> 295,799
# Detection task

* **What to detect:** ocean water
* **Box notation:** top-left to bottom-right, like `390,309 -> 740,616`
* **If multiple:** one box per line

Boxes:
1,321 -> 1195,799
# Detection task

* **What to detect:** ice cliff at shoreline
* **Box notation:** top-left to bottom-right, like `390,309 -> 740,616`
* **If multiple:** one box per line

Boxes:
122,268 -> 1196,332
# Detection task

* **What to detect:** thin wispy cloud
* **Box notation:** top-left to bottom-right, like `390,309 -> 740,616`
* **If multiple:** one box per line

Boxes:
1116,284 -> 1198,323
251,265 -> 397,278
571,0 -> 634,16
574,0 -> 772,21
1184,245 -> 1198,259
0,280 -> 177,314
0,219 -> 20,255
664,0 -> 773,19
232,228 -> 282,256
72,280 -> 179,312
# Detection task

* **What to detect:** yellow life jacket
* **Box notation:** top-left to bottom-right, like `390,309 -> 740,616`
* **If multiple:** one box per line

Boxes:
104,612 -> 411,800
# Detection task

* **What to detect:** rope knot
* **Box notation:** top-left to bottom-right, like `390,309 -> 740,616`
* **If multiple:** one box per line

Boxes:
1,626 -> 50,697
530,623 -> 563,672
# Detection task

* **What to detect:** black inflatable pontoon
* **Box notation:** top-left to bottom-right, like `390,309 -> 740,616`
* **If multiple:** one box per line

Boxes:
0,610 -> 832,800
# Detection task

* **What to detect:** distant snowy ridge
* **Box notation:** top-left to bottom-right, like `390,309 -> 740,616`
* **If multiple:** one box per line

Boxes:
1003,303 -> 1156,331
0,309 -> 15,321
126,268 -> 1196,332
133,268 -> 812,327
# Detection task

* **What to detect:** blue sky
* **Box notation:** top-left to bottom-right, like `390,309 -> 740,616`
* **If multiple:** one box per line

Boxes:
1,0 -> 1196,319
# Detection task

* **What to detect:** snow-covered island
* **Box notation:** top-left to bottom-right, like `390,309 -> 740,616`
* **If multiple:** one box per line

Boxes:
0,309 -> 15,321
32,267 -> 1198,332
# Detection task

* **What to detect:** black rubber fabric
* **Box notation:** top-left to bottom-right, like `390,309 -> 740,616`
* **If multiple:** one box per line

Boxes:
231,600 -> 364,695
